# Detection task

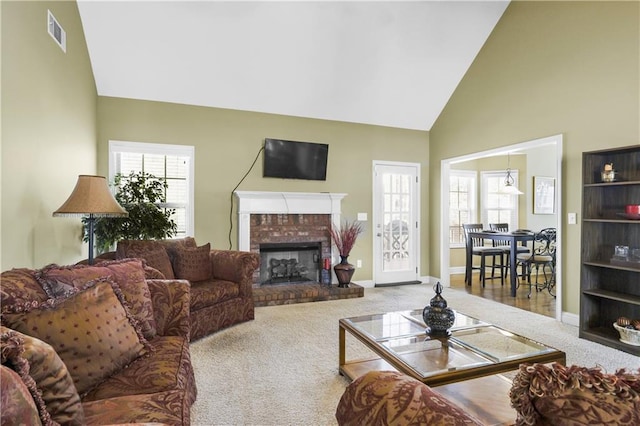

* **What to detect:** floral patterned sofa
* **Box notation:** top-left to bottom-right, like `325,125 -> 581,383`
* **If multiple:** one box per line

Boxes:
0,259 -> 197,425
336,365 -> 640,426
113,237 -> 260,341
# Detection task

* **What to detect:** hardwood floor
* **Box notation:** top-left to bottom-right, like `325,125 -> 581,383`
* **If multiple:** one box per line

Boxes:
449,272 -> 556,318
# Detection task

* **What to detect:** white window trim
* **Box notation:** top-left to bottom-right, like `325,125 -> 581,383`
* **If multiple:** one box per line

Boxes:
450,169 -> 477,248
480,170 -> 519,227
108,140 -> 195,237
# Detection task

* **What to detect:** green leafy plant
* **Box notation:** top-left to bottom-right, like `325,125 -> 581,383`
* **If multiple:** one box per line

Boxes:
83,171 -> 177,253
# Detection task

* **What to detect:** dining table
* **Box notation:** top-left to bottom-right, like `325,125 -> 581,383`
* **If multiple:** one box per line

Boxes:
465,230 -> 535,297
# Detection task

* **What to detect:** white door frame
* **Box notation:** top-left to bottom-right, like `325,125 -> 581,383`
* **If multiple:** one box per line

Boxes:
373,160 -> 421,285
439,134 -> 563,321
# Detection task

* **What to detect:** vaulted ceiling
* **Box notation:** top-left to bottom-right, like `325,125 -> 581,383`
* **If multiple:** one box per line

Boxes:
77,1 -> 509,131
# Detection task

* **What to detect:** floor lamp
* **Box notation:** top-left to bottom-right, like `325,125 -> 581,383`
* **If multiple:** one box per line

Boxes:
53,175 -> 128,265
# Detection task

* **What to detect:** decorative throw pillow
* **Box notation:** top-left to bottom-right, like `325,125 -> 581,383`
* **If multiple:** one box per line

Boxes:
0,268 -> 49,309
1,330 -> 53,426
1,365 -> 43,426
159,237 -> 198,263
336,370 -> 484,425
92,259 -> 157,339
34,265 -> 76,299
510,363 -> 640,426
172,243 -> 212,282
116,240 -> 175,279
1,278 -> 150,396
1,326 -> 85,425
35,260 -> 157,340
142,263 -> 167,279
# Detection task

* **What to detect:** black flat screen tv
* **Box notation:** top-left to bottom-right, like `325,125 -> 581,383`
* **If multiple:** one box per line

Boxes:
263,138 -> 329,181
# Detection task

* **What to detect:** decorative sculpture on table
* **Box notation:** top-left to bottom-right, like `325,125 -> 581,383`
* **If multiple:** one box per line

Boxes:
422,282 -> 456,336
601,163 -> 616,182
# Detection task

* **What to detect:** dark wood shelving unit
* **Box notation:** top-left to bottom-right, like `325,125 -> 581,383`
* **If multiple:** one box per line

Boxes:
580,145 -> 640,356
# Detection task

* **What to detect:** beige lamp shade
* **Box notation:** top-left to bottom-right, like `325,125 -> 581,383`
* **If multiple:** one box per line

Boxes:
53,175 -> 128,217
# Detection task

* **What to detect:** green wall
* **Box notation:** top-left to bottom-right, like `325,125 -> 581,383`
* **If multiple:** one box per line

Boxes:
1,1 -> 97,269
96,97 -> 429,281
430,1 -> 640,315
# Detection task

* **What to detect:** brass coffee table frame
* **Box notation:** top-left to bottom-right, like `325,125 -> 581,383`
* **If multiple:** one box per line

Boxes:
339,309 -> 565,387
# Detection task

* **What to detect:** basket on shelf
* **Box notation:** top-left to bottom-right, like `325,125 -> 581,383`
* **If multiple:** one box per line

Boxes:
613,322 -> 640,346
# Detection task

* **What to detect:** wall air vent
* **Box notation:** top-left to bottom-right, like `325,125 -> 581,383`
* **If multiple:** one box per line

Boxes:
47,10 -> 66,52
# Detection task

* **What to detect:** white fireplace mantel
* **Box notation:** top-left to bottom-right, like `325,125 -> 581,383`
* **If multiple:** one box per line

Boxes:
234,191 -> 346,252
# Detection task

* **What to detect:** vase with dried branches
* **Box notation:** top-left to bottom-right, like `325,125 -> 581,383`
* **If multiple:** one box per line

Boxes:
329,219 -> 364,287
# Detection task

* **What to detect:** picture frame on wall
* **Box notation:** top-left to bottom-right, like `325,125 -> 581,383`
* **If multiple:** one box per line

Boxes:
534,176 -> 555,214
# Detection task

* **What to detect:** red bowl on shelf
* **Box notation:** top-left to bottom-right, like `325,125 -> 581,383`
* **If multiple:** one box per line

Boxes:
626,205 -> 640,215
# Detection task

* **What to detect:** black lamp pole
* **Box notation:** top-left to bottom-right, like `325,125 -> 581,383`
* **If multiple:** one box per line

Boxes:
87,213 -> 96,265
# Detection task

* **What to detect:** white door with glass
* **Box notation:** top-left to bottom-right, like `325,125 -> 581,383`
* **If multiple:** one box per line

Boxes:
373,162 -> 420,285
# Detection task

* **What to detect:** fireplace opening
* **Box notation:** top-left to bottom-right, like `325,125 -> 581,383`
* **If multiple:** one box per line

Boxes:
259,242 -> 322,285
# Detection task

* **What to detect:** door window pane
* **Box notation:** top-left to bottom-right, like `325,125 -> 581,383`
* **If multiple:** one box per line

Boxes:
382,173 -> 412,270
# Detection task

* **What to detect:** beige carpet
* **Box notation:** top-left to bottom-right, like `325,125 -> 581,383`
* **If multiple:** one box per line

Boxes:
189,284 -> 639,426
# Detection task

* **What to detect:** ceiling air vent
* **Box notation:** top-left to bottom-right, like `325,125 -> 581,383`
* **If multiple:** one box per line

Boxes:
47,10 -> 66,52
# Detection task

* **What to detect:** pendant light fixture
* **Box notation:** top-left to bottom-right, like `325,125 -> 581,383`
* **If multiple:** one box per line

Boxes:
502,154 -> 524,195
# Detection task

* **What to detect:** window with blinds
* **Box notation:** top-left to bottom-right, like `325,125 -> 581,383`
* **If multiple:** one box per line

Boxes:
109,141 -> 194,238
481,170 -> 518,230
449,170 -> 477,247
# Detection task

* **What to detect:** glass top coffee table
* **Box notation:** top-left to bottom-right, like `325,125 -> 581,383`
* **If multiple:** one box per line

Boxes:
339,309 -> 566,386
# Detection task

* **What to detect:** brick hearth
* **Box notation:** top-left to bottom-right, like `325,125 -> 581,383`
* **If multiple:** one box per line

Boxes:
253,283 -> 364,307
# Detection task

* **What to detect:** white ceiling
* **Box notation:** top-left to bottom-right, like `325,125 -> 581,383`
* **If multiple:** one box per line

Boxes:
77,1 -> 509,131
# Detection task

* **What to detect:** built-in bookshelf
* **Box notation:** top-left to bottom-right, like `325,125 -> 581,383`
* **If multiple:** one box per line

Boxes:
580,145 -> 640,355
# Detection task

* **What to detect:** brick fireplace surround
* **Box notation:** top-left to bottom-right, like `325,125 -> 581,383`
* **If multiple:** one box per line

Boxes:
250,213 -> 332,284
234,191 -> 364,306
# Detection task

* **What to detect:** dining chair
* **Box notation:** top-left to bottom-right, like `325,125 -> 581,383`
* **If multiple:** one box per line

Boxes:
462,223 -> 505,287
515,228 -> 556,297
489,223 -> 530,279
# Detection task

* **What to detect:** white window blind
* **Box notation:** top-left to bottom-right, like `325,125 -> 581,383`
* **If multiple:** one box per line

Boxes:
109,141 -> 195,238
481,170 -> 519,230
449,170 -> 477,247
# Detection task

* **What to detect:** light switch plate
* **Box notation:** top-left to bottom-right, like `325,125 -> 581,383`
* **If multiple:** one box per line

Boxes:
357,212 -> 367,221
568,212 -> 577,224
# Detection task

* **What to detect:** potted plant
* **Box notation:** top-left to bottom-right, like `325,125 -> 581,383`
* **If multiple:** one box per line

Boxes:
329,219 -> 364,287
83,171 -> 177,254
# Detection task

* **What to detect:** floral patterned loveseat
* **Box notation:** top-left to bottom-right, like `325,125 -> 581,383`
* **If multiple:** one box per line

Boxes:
114,237 -> 260,341
336,365 -> 640,426
1,259 -> 197,425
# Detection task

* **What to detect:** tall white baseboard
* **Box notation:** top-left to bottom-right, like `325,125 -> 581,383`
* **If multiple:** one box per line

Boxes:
353,280 -> 375,288
561,311 -> 579,327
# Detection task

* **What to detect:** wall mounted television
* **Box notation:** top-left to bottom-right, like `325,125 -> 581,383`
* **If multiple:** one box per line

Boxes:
263,138 -> 329,181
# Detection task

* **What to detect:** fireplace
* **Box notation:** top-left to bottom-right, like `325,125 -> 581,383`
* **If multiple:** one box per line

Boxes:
249,213 -> 332,286
234,191 -> 364,305
234,191 -> 346,287
259,242 -> 321,285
